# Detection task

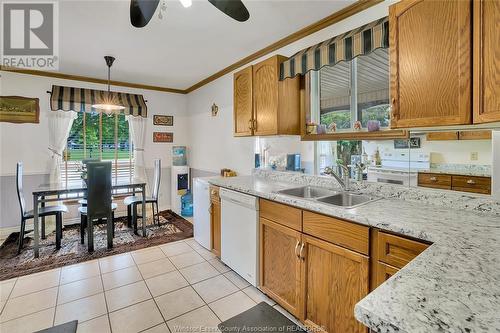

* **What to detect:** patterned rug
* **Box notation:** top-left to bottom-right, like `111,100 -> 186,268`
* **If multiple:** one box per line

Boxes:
0,210 -> 193,281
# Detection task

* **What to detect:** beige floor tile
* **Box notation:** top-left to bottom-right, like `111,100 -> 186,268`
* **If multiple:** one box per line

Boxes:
242,286 -> 276,306
109,299 -> 163,333
105,280 -> 151,312
208,259 -> 231,274
160,242 -> 194,257
143,323 -> 170,333
0,307 -> 54,333
155,286 -> 204,320
192,275 -> 238,303
138,258 -> 176,279
0,287 -> 57,322
209,291 -> 256,321
10,268 -> 60,298
54,293 -> 107,325
102,266 -> 142,290
145,271 -> 189,297
184,239 -> 205,251
195,247 -> 217,260
99,253 -> 136,274
167,306 -> 220,333
131,247 -> 166,265
223,271 -> 250,289
179,262 -> 219,284
0,279 -> 16,302
77,314 -> 111,333
170,251 -> 205,269
58,276 -> 103,305
60,260 -> 100,285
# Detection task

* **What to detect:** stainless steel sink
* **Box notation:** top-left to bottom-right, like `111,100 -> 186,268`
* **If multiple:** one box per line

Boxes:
277,186 -> 337,199
316,192 -> 380,208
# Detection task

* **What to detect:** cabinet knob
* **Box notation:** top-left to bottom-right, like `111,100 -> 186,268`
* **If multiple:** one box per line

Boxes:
430,177 -> 437,181
467,179 -> 476,185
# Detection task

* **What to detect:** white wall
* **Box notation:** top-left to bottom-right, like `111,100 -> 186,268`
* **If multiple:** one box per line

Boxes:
0,71 -> 188,228
0,71 -> 189,176
186,1 -> 394,176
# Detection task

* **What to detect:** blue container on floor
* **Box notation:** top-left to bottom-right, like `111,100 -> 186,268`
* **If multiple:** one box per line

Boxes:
181,190 -> 193,217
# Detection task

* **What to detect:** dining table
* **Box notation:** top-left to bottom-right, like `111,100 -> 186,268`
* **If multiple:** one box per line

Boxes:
31,178 -> 147,258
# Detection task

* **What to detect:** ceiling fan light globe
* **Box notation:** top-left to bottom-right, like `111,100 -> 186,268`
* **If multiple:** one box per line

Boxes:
179,0 -> 192,8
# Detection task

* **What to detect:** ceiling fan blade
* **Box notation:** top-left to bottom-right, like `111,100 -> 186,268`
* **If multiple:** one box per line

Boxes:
130,0 -> 160,28
208,0 -> 250,22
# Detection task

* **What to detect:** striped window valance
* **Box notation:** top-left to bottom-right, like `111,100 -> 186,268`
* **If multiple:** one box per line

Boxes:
279,17 -> 389,81
49,85 -> 147,117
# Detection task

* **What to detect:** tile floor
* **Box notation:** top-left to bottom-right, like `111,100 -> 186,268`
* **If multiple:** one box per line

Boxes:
0,238 -> 299,333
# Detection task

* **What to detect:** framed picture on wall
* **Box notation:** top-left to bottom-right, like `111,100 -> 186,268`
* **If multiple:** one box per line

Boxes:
153,132 -> 173,143
0,96 -> 40,124
153,115 -> 173,126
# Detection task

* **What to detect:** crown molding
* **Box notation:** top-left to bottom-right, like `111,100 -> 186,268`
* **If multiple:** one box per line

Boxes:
1,0 -> 383,95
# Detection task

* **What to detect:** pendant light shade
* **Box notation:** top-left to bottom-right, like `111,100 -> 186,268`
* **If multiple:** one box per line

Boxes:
92,56 -> 125,112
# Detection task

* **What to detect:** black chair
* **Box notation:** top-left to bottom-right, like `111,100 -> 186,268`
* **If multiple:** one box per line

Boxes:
16,162 -> 67,253
124,159 -> 161,232
78,161 -> 116,252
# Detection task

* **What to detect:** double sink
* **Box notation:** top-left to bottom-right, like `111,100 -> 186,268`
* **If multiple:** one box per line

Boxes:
277,186 -> 380,209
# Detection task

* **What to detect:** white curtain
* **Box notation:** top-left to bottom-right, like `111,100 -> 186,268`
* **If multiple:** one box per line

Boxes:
126,115 -> 147,181
48,111 -> 78,184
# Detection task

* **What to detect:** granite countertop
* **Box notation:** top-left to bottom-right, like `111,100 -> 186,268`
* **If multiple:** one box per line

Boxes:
208,175 -> 500,333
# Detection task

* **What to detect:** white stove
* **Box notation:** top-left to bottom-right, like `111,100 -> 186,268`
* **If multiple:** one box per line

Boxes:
367,152 -> 430,186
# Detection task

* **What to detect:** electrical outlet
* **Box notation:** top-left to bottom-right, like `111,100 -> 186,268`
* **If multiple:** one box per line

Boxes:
470,152 -> 478,161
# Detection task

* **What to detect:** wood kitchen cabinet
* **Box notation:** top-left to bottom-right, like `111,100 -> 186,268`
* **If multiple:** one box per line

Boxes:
300,234 -> 369,333
473,0 -> 500,123
233,55 -> 300,136
259,199 -> 370,331
259,217 -> 303,317
389,0 -> 471,128
209,186 -> 221,257
370,230 -> 430,290
418,172 -> 491,194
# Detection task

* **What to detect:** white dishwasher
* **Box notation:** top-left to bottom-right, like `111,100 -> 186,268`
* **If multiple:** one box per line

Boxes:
219,188 -> 259,286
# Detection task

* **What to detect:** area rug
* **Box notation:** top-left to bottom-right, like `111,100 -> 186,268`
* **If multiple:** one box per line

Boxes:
0,210 -> 193,281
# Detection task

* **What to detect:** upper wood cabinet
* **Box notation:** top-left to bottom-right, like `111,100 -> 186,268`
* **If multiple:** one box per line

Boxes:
473,0 -> 500,123
389,0 -> 472,128
233,55 -> 300,136
233,67 -> 253,136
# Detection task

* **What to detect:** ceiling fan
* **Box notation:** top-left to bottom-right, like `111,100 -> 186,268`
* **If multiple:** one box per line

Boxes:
130,0 -> 250,28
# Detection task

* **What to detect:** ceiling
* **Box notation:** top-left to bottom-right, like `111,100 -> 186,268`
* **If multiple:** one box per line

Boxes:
57,0 -> 356,90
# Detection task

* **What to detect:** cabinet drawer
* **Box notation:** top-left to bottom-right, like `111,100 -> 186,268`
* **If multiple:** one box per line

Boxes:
377,232 -> 429,269
303,211 -> 369,255
259,199 -> 302,231
209,186 -> 220,202
375,261 -> 399,289
452,175 -> 491,194
418,173 -> 452,189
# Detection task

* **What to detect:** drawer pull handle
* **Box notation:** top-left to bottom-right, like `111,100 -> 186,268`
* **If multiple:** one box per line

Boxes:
467,179 -> 476,185
299,243 -> 305,260
429,177 -> 437,181
294,240 -> 300,258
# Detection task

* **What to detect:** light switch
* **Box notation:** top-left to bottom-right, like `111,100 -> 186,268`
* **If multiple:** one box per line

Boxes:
470,152 -> 478,161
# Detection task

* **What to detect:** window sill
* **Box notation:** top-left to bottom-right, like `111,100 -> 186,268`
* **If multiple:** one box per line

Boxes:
301,129 -> 408,141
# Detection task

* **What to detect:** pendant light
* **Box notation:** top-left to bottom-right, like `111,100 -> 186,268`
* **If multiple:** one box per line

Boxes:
92,56 -> 125,112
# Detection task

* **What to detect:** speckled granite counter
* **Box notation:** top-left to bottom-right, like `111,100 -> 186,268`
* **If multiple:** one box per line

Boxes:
207,172 -> 500,333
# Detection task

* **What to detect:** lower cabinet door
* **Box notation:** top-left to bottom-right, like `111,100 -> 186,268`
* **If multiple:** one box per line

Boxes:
301,234 -> 369,333
210,201 -> 221,257
259,217 -> 302,317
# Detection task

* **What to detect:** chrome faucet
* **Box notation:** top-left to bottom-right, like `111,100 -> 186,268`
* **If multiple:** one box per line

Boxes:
323,165 -> 350,191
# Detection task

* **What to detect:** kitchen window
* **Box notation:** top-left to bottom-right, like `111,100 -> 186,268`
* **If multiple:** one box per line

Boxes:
61,112 -> 133,185
310,48 -> 390,131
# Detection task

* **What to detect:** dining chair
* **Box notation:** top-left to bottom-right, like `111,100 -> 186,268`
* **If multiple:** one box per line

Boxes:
78,161 -> 116,251
123,159 -> 161,233
16,162 -> 68,253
